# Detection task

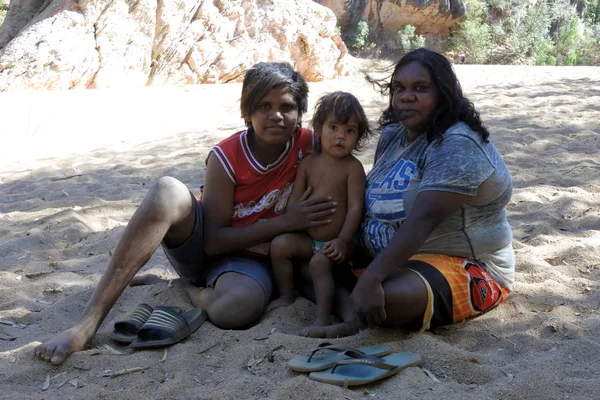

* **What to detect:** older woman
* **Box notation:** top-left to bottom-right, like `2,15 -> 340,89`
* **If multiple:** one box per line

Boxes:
309,48 -> 514,338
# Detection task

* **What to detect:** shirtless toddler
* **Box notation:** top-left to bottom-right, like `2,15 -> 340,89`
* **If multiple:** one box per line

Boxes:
266,91 -> 373,335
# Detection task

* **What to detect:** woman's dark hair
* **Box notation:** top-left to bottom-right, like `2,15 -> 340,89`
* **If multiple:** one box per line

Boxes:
311,91 -> 373,152
240,62 -> 309,128
368,48 -> 489,142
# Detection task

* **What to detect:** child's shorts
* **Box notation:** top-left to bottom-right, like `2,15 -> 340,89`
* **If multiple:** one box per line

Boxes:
312,236 -> 359,254
312,240 -> 326,253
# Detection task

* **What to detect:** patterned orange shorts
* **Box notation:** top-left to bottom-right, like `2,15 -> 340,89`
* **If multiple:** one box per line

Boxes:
352,254 -> 511,330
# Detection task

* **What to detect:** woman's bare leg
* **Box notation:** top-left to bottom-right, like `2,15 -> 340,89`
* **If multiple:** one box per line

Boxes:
34,177 -> 196,365
379,268 -> 427,326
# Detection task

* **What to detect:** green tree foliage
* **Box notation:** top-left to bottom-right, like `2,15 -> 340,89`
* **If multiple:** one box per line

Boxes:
397,25 -> 426,54
450,19 -> 494,63
449,0 -> 494,63
503,2 -> 552,63
351,21 -> 370,51
581,0 -> 600,24
448,0 -> 600,65
0,1 -> 7,27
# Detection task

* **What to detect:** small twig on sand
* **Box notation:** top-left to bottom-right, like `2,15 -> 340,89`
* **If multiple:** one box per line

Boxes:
0,329 -> 16,341
486,328 -> 517,349
499,368 -> 515,382
54,380 -> 69,391
198,342 -> 220,354
50,174 -> 83,181
247,345 -> 284,374
101,366 -> 149,378
266,345 -> 283,362
54,376 -> 78,391
102,344 -> 124,355
25,271 -> 52,279
422,368 -> 442,383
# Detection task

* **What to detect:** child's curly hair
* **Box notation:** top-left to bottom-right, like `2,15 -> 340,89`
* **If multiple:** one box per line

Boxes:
311,91 -> 373,152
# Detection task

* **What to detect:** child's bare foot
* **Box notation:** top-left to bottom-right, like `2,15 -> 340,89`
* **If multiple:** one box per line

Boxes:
298,319 -> 361,338
33,326 -> 92,365
297,314 -> 334,337
266,296 -> 295,312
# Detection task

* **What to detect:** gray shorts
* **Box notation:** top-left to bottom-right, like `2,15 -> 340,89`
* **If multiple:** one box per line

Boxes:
161,192 -> 274,303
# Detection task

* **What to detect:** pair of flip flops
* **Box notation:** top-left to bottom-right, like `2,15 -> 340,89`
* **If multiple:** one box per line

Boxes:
288,342 -> 422,387
110,303 -> 207,349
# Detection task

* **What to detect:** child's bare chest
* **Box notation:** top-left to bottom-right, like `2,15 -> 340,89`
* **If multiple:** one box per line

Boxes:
305,157 -> 349,201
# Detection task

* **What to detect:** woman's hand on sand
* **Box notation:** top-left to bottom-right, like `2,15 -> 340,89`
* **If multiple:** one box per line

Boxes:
350,274 -> 386,327
284,187 -> 336,231
322,238 -> 347,263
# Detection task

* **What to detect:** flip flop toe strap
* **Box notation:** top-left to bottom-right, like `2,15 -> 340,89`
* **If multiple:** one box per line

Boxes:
137,307 -> 188,339
330,350 -> 394,373
307,342 -> 365,362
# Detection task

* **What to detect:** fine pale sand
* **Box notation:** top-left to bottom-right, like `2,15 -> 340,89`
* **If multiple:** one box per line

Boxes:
1,63 -> 599,399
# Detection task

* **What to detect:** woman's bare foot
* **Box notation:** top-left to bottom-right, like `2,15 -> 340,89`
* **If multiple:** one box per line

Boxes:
266,296 -> 295,312
298,318 -> 361,338
33,326 -> 92,365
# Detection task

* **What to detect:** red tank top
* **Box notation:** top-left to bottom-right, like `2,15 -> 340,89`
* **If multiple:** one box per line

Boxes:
207,127 -> 314,255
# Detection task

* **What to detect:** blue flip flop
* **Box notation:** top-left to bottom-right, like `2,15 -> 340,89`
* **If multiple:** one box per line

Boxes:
129,306 -> 207,349
308,350 -> 422,386
288,342 -> 392,372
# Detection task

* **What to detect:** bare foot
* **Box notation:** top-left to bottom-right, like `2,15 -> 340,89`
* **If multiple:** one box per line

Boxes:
266,296 -> 295,312
33,327 -> 92,365
297,314 -> 332,337
298,319 -> 361,338
129,273 -> 169,286
182,281 -> 207,309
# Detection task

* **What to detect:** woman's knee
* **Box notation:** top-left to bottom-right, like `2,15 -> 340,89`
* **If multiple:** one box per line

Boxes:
146,176 -> 192,220
381,270 -> 428,324
205,273 -> 266,329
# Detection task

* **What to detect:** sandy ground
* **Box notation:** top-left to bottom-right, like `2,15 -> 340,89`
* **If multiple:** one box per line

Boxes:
1,63 -> 599,399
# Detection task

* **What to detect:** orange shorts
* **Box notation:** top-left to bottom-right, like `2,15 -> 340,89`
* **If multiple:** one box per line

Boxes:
352,254 -> 511,331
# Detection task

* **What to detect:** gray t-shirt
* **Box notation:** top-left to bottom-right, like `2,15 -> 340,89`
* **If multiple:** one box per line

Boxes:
359,122 -> 515,288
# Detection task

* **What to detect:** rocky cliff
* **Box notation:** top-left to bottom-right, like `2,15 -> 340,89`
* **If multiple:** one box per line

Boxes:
0,0 -> 354,90
317,0 -> 465,37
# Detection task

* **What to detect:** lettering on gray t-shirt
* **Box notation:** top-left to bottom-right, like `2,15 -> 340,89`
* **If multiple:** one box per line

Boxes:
360,122 -> 515,288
